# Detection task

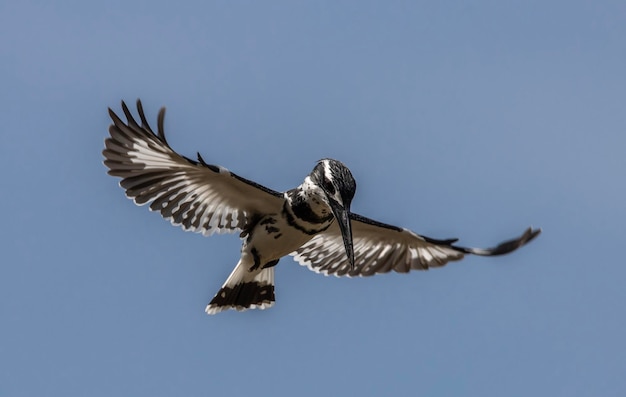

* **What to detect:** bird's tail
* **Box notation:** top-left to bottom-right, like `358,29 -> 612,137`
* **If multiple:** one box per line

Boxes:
205,264 -> 275,315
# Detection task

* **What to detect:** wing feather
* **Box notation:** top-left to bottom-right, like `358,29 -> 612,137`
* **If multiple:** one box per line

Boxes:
291,213 -> 540,277
103,100 -> 284,236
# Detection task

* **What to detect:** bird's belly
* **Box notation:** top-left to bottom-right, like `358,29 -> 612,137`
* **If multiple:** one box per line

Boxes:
247,215 -> 326,263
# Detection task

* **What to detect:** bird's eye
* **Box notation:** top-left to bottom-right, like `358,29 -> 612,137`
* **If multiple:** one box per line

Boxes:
323,178 -> 335,195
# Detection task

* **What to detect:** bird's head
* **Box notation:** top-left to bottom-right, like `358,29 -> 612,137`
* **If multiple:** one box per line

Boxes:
309,159 -> 357,269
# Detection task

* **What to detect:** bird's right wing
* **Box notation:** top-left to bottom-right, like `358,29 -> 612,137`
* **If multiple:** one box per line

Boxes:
291,213 -> 540,277
103,100 -> 285,236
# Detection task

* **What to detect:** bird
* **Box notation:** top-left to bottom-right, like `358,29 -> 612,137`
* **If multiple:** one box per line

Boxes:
103,100 -> 541,315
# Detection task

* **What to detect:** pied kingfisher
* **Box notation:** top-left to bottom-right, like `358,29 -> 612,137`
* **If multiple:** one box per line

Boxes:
103,100 -> 541,314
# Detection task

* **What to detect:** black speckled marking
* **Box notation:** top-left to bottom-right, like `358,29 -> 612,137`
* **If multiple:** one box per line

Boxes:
273,233 -> 282,239
250,247 -> 262,271
262,259 -> 280,269
259,217 -> 277,225
282,202 -> 332,235
265,226 -> 280,234
291,200 -> 327,224
286,190 -> 333,225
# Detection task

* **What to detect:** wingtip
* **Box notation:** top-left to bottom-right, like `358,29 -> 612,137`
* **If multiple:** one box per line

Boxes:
458,225 -> 541,257
157,106 -> 167,143
197,152 -> 208,166
120,99 -> 130,114
526,226 -> 542,242
107,106 -> 125,126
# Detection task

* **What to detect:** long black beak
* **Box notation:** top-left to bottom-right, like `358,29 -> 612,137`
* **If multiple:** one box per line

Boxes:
328,199 -> 355,269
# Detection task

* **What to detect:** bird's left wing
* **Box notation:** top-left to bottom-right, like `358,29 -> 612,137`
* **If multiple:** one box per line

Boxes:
291,213 -> 540,277
103,100 -> 285,236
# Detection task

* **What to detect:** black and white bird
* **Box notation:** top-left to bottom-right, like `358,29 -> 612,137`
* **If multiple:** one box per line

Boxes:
103,100 -> 541,314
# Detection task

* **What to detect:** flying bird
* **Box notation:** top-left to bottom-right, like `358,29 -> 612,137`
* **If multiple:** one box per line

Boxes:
103,100 -> 541,314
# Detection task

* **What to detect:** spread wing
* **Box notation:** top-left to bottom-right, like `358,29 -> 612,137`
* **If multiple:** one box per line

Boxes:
291,213 -> 541,277
103,100 -> 284,236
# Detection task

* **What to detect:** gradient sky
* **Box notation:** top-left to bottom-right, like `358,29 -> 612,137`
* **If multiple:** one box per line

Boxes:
2,1 -> 625,396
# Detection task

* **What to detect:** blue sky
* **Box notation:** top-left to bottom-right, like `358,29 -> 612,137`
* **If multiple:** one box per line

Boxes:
2,1 -> 625,396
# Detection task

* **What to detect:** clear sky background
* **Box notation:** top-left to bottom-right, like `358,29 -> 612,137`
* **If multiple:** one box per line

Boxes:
1,1 -> 625,396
